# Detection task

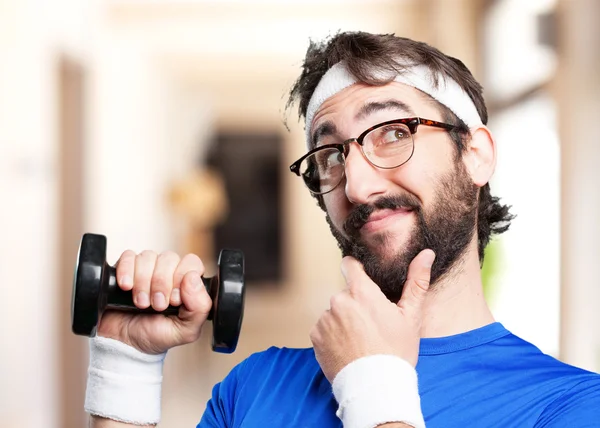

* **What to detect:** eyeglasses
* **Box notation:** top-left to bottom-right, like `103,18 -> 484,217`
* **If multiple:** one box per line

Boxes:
289,117 -> 462,195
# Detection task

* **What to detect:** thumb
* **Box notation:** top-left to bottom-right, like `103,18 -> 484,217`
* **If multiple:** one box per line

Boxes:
175,271 -> 212,335
397,249 -> 435,313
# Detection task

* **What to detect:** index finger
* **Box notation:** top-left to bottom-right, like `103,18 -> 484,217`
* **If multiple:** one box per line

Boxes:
115,249 -> 136,291
340,256 -> 380,297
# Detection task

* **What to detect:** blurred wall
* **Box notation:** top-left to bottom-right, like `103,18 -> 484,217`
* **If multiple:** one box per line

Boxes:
0,0 -> 95,427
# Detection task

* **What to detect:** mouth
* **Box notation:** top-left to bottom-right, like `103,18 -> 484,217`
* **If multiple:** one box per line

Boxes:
362,208 -> 413,233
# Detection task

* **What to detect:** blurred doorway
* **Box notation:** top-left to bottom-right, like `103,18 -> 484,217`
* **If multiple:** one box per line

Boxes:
57,56 -> 87,428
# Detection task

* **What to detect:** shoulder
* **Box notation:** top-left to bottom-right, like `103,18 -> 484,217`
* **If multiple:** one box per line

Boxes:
200,347 -> 316,419
248,345 -> 315,361
536,374 -> 600,427
207,346 -> 318,412
501,330 -> 600,425
500,330 -> 598,384
229,346 -> 316,382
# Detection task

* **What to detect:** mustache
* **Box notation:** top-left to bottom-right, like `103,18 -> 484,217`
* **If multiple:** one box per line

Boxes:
343,193 -> 422,237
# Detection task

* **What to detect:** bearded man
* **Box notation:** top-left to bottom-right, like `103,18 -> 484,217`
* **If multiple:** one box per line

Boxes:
85,32 -> 600,428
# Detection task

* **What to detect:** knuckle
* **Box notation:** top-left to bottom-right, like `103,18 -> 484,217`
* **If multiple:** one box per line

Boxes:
159,250 -> 180,263
139,249 -> 157,259
150,273 -> 170,292
133,270 -> 152,289
329,293 -> 343,308
348,282 -> 365,299
330,292 -> 351,310
133,251 -> 157,289
197,294 -> 213,314
120,249 -> 136,262
182,253 -> 205,272
116,250 -> 135,273
329,295 -> 337,310
309,326 -> 319,343
407,285 -> 421,302
414,278 -> 430,292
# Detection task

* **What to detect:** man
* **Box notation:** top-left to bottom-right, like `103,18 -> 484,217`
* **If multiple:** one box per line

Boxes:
86,32 -> 600,428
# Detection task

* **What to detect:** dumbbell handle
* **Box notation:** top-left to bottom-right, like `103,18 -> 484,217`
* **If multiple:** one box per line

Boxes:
104,265 -> 215,320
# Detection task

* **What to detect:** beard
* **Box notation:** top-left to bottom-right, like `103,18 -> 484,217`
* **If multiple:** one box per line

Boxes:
325,161 -> 479,303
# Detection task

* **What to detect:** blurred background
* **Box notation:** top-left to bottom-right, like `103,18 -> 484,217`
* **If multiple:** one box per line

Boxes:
1,0 -> 599,426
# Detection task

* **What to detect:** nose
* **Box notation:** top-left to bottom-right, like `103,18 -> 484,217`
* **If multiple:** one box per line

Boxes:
343,141 -> 387,205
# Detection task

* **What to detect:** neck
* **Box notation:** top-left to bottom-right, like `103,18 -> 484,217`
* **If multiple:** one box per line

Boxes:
419,241 -> 495,338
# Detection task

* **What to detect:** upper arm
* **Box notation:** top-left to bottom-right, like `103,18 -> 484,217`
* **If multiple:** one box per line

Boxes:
196,358 -> 249,428
196,382 -> 232,428
536,378 -> 600,427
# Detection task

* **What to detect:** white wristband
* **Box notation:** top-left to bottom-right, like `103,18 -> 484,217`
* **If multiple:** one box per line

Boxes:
85,336 -> 166,426
332,355 -> 425,428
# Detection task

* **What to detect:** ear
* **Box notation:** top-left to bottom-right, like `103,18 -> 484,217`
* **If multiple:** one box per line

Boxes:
462,125 -> 496,187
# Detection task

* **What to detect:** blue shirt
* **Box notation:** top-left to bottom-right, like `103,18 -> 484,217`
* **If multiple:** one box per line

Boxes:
198,323 -> 600,427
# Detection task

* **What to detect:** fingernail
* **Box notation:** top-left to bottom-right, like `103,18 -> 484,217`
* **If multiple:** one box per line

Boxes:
136,291 -> 149,307
151,292 -> 165,309
424,250 -> 436,268
171,288 -> 181,304
153,292 -> 166,309
120,275 -> 133,288
340,257 -> 349,278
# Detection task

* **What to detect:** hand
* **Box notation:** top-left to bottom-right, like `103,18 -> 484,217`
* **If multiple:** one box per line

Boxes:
310,249 -> 435,382
97,250 -> 212,355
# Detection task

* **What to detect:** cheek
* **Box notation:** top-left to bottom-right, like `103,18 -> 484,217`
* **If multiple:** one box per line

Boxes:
390,148 -> 453,204
323,190 -> 349,228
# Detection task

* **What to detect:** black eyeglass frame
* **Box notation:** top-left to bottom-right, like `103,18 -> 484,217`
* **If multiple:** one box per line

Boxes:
289,117 -> 463,195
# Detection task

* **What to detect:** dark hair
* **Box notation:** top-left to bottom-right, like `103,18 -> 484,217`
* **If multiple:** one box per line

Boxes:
286,31 -> 514,262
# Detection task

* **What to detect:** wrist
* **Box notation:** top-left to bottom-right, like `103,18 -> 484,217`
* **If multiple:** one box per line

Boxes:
85,336 -> 167,425
332,354 -> 425,428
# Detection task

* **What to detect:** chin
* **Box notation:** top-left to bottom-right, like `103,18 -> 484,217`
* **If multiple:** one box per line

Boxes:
363,227 -> 411,252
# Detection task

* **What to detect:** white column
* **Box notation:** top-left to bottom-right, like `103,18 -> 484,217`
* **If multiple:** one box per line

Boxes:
556,0 -> 600,371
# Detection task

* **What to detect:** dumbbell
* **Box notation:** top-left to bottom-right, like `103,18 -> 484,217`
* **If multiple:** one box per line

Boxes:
71,233 -> 245,353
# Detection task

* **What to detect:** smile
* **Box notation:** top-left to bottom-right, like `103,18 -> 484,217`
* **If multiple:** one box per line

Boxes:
362,208 -> 413,233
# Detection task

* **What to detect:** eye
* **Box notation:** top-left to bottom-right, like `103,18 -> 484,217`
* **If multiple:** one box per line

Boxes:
373,126 -> 411,146
316,150 -> 341,169
326,151 -> 342,167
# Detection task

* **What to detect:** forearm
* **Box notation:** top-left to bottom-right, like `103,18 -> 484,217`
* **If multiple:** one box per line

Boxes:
90,415 -> 155,428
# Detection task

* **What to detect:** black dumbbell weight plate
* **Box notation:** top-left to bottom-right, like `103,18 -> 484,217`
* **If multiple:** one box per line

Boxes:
71,233 -> 245,353
212,249 -> 245,353
71,233 -> 108,337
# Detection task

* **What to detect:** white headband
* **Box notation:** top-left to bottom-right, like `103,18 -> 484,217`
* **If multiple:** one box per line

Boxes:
304,61 -> 483,148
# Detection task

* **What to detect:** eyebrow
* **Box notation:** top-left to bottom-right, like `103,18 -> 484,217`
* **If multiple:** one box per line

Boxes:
354,99 -> 415,121
311,120 -> 338,148
310,99 -> 415,148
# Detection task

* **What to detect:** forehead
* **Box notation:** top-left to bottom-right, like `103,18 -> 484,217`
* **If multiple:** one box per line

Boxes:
310,81 -> 439,133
